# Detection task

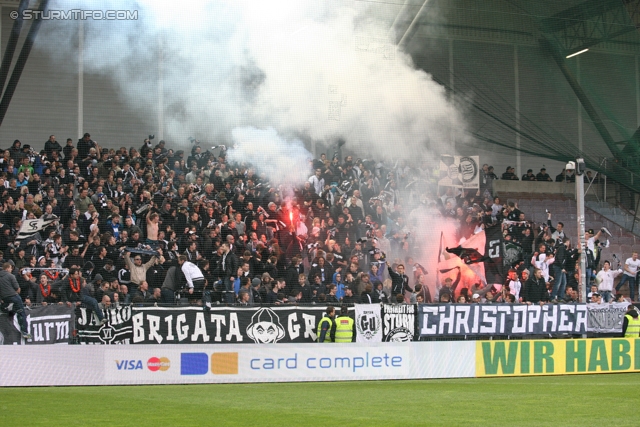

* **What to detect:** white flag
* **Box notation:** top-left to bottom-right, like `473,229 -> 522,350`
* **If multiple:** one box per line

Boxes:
438,155 -> 480,189
355,304 -> 382,343
15,217 -> 57,242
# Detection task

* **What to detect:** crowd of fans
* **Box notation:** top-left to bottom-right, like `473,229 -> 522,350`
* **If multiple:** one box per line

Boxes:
0,134 -> 636,338
483,164 -> 601,183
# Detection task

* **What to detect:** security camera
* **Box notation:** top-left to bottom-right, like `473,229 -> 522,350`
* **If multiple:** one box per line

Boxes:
575,158 -> 585,175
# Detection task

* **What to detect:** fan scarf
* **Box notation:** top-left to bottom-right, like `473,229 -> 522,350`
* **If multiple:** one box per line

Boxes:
39,283 -> 51,298
45,270 -> 59,281
69,277 -> 81,293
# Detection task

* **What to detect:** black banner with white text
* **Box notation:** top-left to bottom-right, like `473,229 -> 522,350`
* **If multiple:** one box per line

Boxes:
0,304 -> 74,345
72,303 -> 631,344
75,306 -> 355,345
418,303 -> 628,337
382,304 -> 416,342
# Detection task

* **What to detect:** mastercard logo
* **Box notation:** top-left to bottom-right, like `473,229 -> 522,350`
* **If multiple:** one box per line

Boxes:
147,357 -> 170,372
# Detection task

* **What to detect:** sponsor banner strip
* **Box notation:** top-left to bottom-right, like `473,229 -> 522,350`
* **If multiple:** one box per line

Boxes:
3,338 -> 640,386
476,338 -> 640,377
0,342 -> 475,386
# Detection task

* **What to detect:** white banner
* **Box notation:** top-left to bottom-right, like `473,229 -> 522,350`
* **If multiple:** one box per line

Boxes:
355,304 -> 382,343
438,155 -> 479,189
586,302 -> 628,333
0,342 -> 475,386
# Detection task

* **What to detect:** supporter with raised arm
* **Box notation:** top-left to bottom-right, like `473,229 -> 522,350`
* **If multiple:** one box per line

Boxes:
596,260 -> 623,303
146,211 -> 160,249
124,249 -> 164,290
437,267 -> 462,301
387,262 -> 409,298
615,251 -> 640,302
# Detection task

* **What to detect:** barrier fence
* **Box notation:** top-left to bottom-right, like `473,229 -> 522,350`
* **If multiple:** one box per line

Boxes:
0,303 -> 632,346
1,338 -> 639,386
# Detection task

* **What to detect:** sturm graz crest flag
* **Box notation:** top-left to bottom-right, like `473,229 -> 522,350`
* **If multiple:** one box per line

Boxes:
15,216 -> 57,242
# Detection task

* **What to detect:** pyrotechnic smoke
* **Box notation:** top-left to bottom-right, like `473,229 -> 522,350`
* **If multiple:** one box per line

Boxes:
227,127 -> 312,187
39,0 -> 466,167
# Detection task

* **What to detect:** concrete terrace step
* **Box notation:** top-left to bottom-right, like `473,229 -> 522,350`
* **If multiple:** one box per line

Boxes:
500,193 -> 640,241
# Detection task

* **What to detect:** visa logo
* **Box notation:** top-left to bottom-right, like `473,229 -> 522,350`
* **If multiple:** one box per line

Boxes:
115,360 -> 144,370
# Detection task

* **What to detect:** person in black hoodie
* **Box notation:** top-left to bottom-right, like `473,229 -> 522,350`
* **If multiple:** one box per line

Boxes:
284,256 -> 303,296
360,283 -> 374,304
372,280 -> 389,303
77,133 -> 97,160
44,135 -> 62,158
523,268 -> 550,305
551,237 -> 571,301
388,263 -> 409,298
341,285 -> 360,305
250,278 -> 264,305
295,273 -> 312,304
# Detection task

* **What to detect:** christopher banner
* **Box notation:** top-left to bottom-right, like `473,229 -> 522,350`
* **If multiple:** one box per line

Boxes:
419,303 -> 628,337
419,304 -> 589,337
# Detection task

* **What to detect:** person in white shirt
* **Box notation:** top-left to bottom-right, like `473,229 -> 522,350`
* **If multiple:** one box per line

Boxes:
587,284 -> 599,303
585,228 -> 603,252
308,169 -> 324,196
595,260 -> 623,302
504,268 -> 522,302
615,251 -> 640,302
178,255 -> 205,300
532,243 -> 554,282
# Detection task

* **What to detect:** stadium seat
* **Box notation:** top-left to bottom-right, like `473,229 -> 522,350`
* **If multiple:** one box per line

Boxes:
620,245 -> 634,256
618,237 -> 635,246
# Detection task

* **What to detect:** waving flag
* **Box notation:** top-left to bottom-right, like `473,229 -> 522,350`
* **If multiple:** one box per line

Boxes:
15,216 -> 57,242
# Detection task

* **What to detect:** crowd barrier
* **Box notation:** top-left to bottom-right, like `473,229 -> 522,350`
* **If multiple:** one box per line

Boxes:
1,338 -> 639,386
0,303 -> 631,346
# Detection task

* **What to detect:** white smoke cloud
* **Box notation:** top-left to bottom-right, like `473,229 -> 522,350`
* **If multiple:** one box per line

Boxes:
227,127 -> 312,187
39,0 -> 466,176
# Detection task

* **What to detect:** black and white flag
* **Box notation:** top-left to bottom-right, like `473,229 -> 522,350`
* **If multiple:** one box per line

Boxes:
355,304 -> 382,342
15,217 -> 57,242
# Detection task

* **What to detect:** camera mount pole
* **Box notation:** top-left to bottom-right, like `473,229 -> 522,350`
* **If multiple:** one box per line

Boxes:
575,158 -> 587,304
